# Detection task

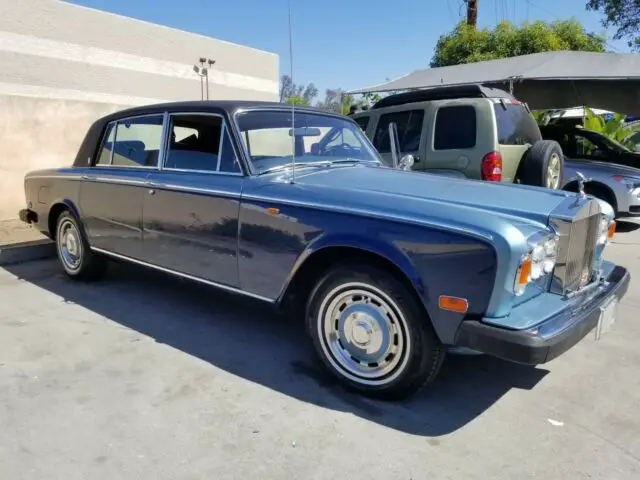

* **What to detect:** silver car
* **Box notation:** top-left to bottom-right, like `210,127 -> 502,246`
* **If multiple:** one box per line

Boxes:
540,125 -> 640,217
562,160 -> 640,217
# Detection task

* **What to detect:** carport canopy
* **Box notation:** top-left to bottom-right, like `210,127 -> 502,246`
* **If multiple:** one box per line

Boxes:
347,51 -> 640,115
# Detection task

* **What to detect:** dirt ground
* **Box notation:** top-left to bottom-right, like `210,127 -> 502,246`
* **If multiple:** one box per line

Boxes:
0,219 -> 47,246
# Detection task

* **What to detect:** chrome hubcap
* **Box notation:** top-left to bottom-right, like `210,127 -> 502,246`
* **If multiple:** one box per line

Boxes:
319,283 -> 410,385
58,219 -> 82,270
547,154 -> 561,189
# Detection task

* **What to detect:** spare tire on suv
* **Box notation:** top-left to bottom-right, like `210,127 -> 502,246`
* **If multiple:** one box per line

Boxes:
516,140 -> 564,190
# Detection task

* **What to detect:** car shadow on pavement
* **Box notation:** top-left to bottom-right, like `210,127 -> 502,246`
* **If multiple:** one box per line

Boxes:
4,259 -> 549,437
615,220 -> 640,233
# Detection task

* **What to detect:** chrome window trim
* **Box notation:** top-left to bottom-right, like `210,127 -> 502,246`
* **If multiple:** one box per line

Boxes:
161,111 -> 244,177
143,181 -> 241,199
82,174 -> 148,187
93,113 -> 165,170
90,246 -> 274,303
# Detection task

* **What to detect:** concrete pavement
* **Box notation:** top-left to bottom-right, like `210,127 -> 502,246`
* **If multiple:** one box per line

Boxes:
1,221 -> 640,479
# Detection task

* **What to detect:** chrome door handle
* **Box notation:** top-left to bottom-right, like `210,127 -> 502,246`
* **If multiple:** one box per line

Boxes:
148,189 -> 155,195
81,174 -> 89,179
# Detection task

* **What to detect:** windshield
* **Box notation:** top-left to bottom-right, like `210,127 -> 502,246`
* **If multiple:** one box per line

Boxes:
235,110 -> 382,173
585,130 -> 632,155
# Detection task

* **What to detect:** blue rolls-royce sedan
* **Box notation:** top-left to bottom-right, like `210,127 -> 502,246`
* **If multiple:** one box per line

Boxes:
19,101 -> 630,399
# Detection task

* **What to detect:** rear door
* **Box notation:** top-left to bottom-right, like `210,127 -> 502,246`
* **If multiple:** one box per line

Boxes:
421,102 -> 486,178
141,112 -> 244,288
79,114 -> 163,260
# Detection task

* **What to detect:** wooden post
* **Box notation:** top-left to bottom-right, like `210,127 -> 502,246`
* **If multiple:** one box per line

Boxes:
466,0 -> 479,28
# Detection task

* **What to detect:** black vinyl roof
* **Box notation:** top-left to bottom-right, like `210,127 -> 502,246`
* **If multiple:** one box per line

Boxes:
73,100 -> 349,167
372,84 -> 515,109
96,100 -> 338,123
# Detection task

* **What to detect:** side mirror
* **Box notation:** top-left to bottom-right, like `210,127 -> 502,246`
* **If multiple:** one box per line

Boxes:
310,143 -> 320,155
398,154 -> 415,171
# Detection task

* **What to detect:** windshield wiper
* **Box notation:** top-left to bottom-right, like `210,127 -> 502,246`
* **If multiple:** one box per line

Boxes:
328,158 -> 381,166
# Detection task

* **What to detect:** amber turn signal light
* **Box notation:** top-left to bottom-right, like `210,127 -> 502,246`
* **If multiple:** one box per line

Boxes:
438,295 -> 469,313
608,221 -> 616,240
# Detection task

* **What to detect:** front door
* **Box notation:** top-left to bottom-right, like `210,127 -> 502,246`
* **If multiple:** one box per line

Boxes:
79,114 -> 164,260
371,108 -> 425,167
142,112 -> 244,288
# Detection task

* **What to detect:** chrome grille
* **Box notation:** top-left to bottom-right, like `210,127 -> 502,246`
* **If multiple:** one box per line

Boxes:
562,213 -> 600,292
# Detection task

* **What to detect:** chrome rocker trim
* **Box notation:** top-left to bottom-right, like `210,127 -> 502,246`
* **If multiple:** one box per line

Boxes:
90,246 -> 275,304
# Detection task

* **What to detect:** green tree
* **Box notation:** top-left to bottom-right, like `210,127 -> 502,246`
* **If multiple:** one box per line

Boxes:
583,107 -> 640,149
587,0 -> 640,50
431,19 -> 607,67
279,74 -> 318,105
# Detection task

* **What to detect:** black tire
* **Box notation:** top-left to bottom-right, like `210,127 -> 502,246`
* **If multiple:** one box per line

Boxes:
517,140 -> 564,189
305,263 -> 445,400
55,210 -> 107,281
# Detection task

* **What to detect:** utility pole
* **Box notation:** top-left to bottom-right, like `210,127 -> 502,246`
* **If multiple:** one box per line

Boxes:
466,0 -> 478,28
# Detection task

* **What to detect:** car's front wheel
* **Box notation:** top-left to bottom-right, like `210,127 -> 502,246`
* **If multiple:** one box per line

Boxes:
306,263 -> 445,400
55,210 -> 107,280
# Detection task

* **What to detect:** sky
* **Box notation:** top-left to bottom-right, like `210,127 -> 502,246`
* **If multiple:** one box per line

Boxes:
66,0 -> 627,99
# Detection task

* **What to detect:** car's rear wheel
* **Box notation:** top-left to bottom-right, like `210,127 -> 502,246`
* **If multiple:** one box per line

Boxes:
518,140 -> 564,189
306,263 -> 445,400
55,210 -> 107,280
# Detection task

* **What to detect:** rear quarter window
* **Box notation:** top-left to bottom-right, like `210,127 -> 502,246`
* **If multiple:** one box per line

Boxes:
434,105 -> 476,150
493,102 -> 542,145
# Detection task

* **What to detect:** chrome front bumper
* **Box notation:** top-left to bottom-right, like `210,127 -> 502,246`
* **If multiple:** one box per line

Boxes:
455,262 -> 630,365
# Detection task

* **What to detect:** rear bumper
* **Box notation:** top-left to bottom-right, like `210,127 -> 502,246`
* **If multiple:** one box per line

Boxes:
456,265 -> 630,365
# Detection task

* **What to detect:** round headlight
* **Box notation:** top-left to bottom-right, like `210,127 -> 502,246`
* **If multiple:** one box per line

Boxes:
543,237 -> 557,273
530,245 -> 544,280
598,217 -> 608,244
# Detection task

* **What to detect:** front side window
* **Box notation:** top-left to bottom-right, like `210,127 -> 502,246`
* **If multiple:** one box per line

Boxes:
373,110 -> 424,153
354,116 -> 370,132
107,115 -> 164,167
434,105 -> 476,150
235,110 -> 381,174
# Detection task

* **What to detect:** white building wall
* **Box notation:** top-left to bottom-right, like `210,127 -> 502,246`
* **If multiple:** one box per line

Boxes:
0,0 -> 279,220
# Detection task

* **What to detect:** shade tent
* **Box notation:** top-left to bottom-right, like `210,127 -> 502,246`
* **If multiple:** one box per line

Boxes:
347,51 -> 640,115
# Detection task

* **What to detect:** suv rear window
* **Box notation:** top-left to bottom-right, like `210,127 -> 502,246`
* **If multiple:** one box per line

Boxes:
493,102 -> 542,145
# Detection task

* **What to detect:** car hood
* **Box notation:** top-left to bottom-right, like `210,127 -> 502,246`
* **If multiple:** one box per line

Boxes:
565,158 -> 640,178
288,164 -> 570,225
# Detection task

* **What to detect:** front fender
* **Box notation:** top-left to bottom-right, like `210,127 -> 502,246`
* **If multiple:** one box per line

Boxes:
281,225 -> 500,345
283,231 -> 426,299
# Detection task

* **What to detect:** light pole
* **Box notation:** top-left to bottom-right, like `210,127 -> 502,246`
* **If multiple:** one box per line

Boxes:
193,57 -> 216,100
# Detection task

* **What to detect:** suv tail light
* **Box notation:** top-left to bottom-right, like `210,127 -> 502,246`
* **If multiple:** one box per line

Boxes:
481,151 -> 502,182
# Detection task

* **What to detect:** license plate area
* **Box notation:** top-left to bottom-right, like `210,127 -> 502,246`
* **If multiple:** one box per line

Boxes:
594,296 -> 618,340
